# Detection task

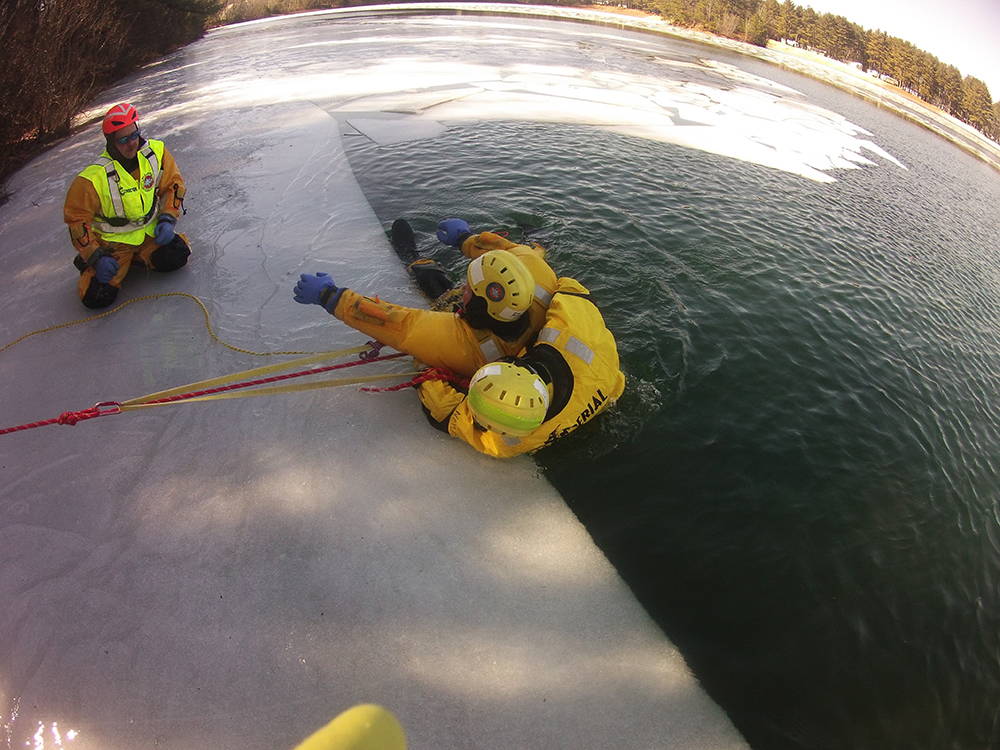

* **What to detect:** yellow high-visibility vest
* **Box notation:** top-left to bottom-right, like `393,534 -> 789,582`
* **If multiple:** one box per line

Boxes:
79,139 -> 165,246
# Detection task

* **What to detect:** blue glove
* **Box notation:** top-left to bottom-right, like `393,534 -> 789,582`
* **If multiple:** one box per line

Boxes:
436,218 -> 471,247
294,272 -> 342,310
94,254 -> 119,284
154,213 -> 176,245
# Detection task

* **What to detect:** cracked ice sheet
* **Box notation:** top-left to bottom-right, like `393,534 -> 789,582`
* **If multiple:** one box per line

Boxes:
0,10 -> 749,750
178,11 -> 905,182
340,69 -> 902,182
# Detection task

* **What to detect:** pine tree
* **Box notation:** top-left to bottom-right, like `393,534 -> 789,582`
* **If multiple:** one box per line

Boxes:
777,0 -> 797,42
912,51 -> 939,102
937,63 -> 963,113
960,76 -> 994,131
745,12 -> 768,46
865,30 -> 889,72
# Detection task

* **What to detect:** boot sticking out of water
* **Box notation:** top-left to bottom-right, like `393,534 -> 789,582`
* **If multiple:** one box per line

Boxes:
390,219 -> 418,264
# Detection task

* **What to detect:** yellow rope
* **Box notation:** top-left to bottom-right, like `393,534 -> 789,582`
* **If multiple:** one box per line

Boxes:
2,291 -> 426,416
0,291 -> 338,356
122,346 -> 377,405
120,371 -> 420,410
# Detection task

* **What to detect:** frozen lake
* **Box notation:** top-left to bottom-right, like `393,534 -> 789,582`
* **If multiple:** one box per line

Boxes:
1,4 -> 921,748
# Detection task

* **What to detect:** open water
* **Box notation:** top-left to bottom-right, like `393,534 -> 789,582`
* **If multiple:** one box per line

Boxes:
345,66 -> 1000,749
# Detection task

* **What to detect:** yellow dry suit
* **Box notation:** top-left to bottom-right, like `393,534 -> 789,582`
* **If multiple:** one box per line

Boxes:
417,277 -> 626,458
331,232 -> 557,378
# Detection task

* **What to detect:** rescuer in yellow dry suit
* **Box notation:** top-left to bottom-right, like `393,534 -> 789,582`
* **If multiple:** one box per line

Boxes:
416,276 -> 626,458
292,218 -> 557,378
63,102 -> 190,308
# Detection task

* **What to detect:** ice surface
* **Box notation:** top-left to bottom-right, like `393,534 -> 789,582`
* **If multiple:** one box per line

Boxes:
0,5 -> 912,747
345,117 -> 449,146
187,4 -> 904,183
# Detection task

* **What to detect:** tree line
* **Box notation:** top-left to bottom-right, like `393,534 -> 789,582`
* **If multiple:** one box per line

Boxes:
1,0 -> 997,200
0,0 -> 221,199
643,0 -> 999,139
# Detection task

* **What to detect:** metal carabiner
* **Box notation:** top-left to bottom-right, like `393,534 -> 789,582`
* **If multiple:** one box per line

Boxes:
359,340 -> 385,362
92,401 -> 123,415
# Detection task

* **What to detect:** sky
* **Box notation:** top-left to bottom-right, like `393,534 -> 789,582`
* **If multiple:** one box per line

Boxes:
801,0 -> 1000,100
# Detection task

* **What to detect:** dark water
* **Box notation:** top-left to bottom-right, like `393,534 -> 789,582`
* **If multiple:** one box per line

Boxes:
344,71 -> 1000,749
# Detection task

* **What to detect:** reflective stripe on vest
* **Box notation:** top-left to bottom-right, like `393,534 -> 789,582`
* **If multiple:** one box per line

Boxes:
88,143 -> 163,236
565,335 -> 595,365
478,337 -> 502,362
537,326 -> 594,364
533,284 -> 553,307
537,327 -> 559,345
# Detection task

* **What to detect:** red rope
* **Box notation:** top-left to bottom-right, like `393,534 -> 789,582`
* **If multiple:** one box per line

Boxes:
0,402 -> 122,436
0,352 -> 407,435
360,368 -> 469,393
140,352 -> 406,406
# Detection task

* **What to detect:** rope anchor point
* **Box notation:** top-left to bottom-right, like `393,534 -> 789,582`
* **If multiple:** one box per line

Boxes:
56,401 -> 122,426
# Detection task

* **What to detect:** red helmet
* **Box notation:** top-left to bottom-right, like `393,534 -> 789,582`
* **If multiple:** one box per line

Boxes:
102,102 -> 139,134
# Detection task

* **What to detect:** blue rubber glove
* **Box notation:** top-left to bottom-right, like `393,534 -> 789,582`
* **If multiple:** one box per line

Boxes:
154,213 -> 177,245
436,218 -> 471,247
294,272 -> 342,311
94,255 -> 119,284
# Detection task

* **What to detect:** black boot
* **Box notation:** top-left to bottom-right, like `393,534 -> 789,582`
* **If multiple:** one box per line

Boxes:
409,259 -> 456,301
73,255 -> 87,273
150,235 -> 191,272
81,279 -> 119,309
390,219 -> 418,264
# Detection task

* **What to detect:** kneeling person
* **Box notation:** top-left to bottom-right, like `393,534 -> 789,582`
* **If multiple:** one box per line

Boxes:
64,102 -> 190,309
417,277 -> 626,458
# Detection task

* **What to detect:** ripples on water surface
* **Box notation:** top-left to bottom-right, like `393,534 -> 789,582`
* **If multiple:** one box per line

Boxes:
346,100 -> 1000,749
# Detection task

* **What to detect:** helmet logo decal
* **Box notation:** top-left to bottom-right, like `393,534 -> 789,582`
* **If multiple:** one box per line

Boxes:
485,281 -> 505,302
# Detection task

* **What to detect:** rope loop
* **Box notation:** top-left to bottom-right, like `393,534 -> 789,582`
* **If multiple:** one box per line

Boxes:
0,292 -> 341,357
359,340 -> 385,361
360,367 -> 469,393
56,410 -> 90,426
55,402 -> 121,426
0,290 -> 450,436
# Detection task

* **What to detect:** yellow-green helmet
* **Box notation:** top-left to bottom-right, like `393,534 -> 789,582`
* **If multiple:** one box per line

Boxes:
466,250 -> 533,322
467,362 -> 550,436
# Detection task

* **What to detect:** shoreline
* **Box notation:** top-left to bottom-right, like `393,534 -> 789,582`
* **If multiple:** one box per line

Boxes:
570,5 -> 1000,173
565,4 -> 1000,173
5,0 -> 995,206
